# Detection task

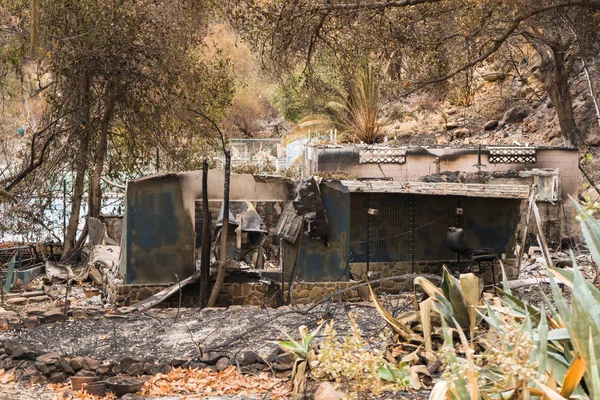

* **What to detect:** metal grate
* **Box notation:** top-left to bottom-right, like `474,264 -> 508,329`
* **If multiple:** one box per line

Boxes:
489,147 -> 536,163
358,146 -> 406,164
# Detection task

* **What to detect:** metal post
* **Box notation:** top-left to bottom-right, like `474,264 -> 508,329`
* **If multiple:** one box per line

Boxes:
410,195 -> 416,274
366,198 -> 370,275
63,179 -> 67,238
156,147 -> 160,173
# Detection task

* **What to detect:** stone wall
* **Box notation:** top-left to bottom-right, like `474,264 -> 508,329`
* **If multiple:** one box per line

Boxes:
102,271 -> 170,307
349,259 -> 519,292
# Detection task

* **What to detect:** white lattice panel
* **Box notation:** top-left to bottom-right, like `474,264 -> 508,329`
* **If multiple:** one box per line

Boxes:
489,147 -> 536,163
358,146 -> 407,164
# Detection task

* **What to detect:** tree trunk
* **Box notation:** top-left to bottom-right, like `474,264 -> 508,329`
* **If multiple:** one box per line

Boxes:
89,83 -> 116,218
544,63 -> 579,147
61,136 -> 89,261
532,37 -> 579,148
207,152 -> 230,307
62,73 -> 92,261
199,160 -> 211,308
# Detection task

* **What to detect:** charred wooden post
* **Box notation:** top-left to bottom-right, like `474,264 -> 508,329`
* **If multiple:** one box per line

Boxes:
199,160 -> 211,307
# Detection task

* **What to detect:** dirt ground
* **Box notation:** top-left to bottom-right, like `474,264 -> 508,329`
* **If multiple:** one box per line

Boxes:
0,303 -> 387,363
2,301 -> 429,399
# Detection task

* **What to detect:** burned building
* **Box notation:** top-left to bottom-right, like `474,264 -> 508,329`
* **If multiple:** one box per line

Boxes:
106,145 -> 578,306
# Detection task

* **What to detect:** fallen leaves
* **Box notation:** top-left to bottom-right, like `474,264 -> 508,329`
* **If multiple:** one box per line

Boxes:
140,366 -> 290,398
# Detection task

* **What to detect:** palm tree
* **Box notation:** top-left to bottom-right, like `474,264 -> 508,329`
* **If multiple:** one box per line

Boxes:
299,64 -> 404,144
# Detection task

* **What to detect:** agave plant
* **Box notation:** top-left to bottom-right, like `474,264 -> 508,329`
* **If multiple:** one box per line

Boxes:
277,324 -> 322,395
429,198 -> 600,400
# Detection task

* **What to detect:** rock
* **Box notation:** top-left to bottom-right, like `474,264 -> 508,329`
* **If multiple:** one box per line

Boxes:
481,72 -> 507,82
314,382 -> 346,400
309,286 -> 324,300
123,362 -> 145,376
0,311 -> 21,329
117,357 -> 140,374
275,353 -> 292,366
120,394 -> 145,400
272,362 -> 293,371
19,362 -> 39,382
454,128 -> 470,138
48,371 -> 68,383
27,295 -> 50,302
585,133 -> 600,146
445,121 -> 459,130
215,357 -> 230,371
22,316 -> 39,329
199,352 -> 223,365
96,362 -> 113,375
70,356 -> 84,371
26,308 -> 45,317
34,361 -> 56,376
149,363 -> 171,375
36,352 -> 60,365
81,357 -> 99,371
57,357 -> 75,375
484,120 -> 499,131
5,297 -> 27,305
526,120 -> 540,133
169,358 -> 188,367
42,310 -> 64,323
5,342 -> 36,360
75,369 -> 96,377
503,105 -> 533,123
235,351 -> 260,366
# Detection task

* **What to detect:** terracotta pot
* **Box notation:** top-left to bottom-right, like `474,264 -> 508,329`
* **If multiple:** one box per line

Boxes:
105,376 -> 145,397
81,381 -> 107,396
70,376 -> 99,391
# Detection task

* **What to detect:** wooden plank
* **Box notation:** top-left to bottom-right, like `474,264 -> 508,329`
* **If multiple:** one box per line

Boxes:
517,188 -> 536,271
340,181 -> 530,199
531,200 -> 554,268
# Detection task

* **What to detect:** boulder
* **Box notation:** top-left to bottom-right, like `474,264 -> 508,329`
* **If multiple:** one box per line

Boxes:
5,297 -> 27,305
314,382 -> 346,400
36,352 -> 60,365
81,357 -> 99,371
42,310 -> 64,323
34,361 -> 56,376
57,357 -> 75,375
585,133 -> 600,146
445,121 -> 459,130
454,128 -> 470,138
22,316 -> 39,329
483,120 -> 499,131
96,362 -> 113,376
215,357 -> 230,371
5,342 -> 36,360
69,356 -> 84,371
235,351 -> 260,366
503,105 -> 533,123
481,72 -> 508,82
199,352 -> 224,365
117,356 -> 140,374
48,371 -> 68,383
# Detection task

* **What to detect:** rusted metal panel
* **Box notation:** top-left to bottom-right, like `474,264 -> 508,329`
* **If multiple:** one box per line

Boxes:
122,175 -> 196,284
284,183 -> 349,281
460,197 -> 522,256
348,192 -> 522,270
